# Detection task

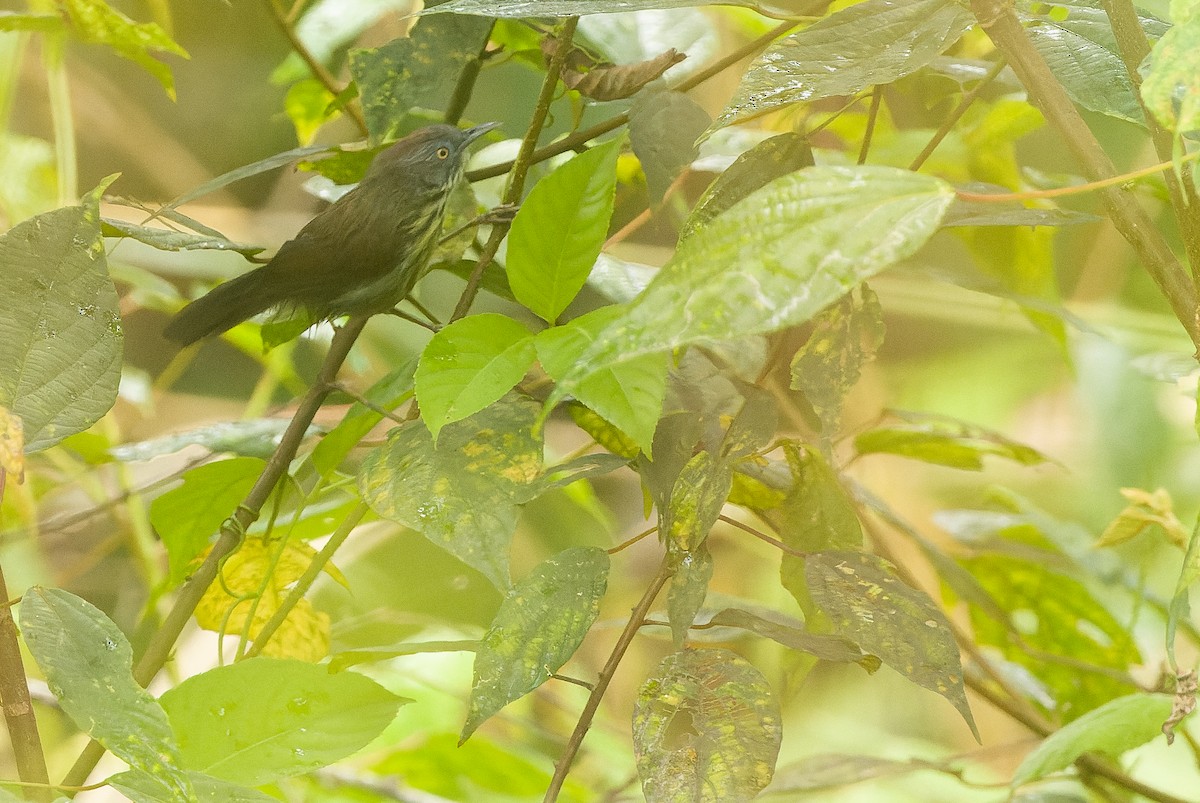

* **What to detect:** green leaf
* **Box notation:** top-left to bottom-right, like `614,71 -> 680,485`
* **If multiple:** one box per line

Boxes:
1019,0 -> 1168,124
854,412 -> 1051,470
431,0 -> 759,16
663,450 -> 732,551
629,88 -> 711,202
1011,693 -> 1174,787
271,0 -> 414,85
775,442 -> 863,615
942,197 -> 1101,228
633,648 -> 781,801
60,0 -> 188,99
667,543 -> 713,648
284,78 -> 337,145
715,0 -> 973,128
1140,2 -> 1200,131
962,553 -> 1141,720
162,145 -> 331,213
705,608 -> 880,671
507,138 -> 622,323
110,770 -> 277,803
20,588 -> 194,800
0,179 -> 122,452
462,547 -> 610,741
102,217 -> 264,258
349,14 -> 492,140
547,166 -> 953,407
159,657 -> 406,786
0,12 -> 63,32
791,285 -> 885,437
358,394 -> 543,588
149,457 -> 266,585
806,551 -> 978,740
416,314 -> 537,441
537,305 -> 668,456
1168,513 -> 1200,670
566,402 -> 641,459
311,361 -> 416,478
681,131 -> 813,242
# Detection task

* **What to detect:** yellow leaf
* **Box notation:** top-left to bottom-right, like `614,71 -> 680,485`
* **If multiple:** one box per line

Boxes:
0,407 -> 24,480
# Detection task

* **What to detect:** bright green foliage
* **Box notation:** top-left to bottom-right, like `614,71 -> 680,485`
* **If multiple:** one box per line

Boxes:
537,305 -> 669,455
855,413 -> 1051,470
159,657 -> 406,786
0,178 -> 121,452
716,0 -> 974,127
416,313 -> 536,440
633,649 -> 781,801
462,547 -> 610,740
507,137 -> 622,323
20,589 -> 194,801
109,770 -> 276,803
149,457 -> 265,584
806,551 -> 979,740
358,394 -> 543,588
58,0 -> 189,99
1011,694 -> 1175,787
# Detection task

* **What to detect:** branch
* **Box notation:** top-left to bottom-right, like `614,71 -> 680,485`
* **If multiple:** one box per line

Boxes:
0,564 -> 51,802
969,0 -> 1200,355
60,316 -> 370,791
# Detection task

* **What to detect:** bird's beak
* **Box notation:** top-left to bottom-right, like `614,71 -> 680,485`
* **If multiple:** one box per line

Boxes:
463,121 -> 501,145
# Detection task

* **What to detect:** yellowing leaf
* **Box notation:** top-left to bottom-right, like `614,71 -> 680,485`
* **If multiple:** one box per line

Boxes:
0,406 -> 23,479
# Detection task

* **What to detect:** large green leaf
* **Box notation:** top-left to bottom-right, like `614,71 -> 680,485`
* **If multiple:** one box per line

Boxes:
1018,0 -> 1168,124
349,14 -> 492,140
1140,0 -> 1200,132
20,588 -> 194,801
1011,694 -> 1174,787
60,0 -> 188,99
806,550 -> 979,740
110,770 -> 276,803
461,547 -> 609,740
715,0 -> 973,127
537,305 -> 668,456
358,394 -> 543,588
415,313 -> 536,440
149,457 -> 265,585
547,167 -> 953,418
0,179 -> 122,452
633,649 -> 781,801
507,137 -> 622,323
159,657 -> 405,786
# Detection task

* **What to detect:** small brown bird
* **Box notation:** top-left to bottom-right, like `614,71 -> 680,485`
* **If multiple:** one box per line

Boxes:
164,122 -> 499,345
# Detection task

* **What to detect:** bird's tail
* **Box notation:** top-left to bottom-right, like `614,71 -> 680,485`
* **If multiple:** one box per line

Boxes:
163,269 -> 278,345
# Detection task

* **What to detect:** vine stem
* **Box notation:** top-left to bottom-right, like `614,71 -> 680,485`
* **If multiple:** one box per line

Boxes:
543,556 -> 674,803
909,58 -> 1007,172
956,149 -> 1200,203
969,0 -> 1200,355
241,501 -> 369,659
452,16 -> 579,322
60,316 -> 370,792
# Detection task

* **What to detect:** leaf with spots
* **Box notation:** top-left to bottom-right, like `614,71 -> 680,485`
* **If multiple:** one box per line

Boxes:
461,547 -> 610,741
667,543 -> 713,649
159,657 -> 405,786
358,394 -> 544,589
19,588 -> 194,800
349,14 -> 492,140
806,551 -> 978,740
790,284 -> 885,438
633,648 -> 781,802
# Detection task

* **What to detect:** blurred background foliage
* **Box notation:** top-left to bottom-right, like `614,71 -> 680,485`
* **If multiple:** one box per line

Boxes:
3,0 -> 1200,800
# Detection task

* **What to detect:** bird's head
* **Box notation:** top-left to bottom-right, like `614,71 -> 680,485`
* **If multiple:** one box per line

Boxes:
365,122 -> 500,191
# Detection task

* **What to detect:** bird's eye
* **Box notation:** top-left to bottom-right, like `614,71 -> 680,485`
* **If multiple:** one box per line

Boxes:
436,147 -> 450,159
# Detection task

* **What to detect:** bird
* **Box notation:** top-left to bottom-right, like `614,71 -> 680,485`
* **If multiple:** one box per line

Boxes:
163,121 -> 500,345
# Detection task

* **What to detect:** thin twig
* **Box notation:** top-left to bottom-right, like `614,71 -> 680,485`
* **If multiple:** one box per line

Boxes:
452,17 -> 580,322
543,555 -> 673,802
719,514 -> 808,558
909,58 -> 1008,172
857,85 -> 883,165
0,564 -> 51,802
444,22 -> 495,126
607,525 -> 657,555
